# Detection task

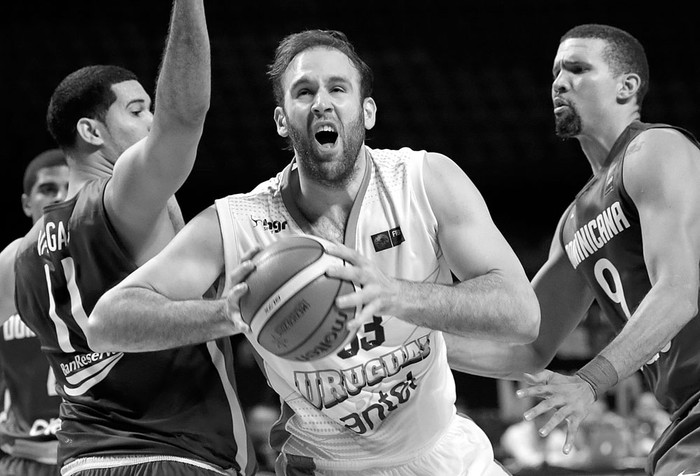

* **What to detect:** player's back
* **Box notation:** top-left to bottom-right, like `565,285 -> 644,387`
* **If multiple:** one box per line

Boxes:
14,179 -> 254,473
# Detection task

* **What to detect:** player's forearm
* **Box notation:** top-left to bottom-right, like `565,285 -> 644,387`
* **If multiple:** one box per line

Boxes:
396,271 -> 540,343
444,334 -> 544,379
87,286 -> 233,353
156,0 -> 210,129
599,282 -> 698,385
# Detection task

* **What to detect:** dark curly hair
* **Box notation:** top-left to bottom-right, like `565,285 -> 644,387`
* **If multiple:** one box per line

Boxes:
47,65 -> 138,148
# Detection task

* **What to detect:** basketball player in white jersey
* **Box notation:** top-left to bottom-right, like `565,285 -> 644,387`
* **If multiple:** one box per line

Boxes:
88,29 -> 540,475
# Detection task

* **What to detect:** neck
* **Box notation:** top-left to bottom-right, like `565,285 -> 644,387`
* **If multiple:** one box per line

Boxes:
578,114 -> 639,174
65,150 -> 114,198
292,147 -> 368,240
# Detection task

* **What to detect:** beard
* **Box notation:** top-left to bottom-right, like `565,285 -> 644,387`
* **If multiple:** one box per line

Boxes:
287,112 -> 366,188
554,105 -> 582,139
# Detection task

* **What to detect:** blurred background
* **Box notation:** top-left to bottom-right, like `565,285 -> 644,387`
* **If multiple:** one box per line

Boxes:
3,1 -> 697,473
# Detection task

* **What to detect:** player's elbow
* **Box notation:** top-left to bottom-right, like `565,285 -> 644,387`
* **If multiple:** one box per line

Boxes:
526,344 -> 557,372
508,283 -> 541,344
86,293 -> 121,353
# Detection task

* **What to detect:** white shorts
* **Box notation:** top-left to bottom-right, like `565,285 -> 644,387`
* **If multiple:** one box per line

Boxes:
275,414 -> 509,476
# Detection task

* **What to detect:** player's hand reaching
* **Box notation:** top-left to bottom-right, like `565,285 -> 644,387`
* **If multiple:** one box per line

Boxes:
223,246 -> 260,335
516,369 -> 596,455
324,242 -> 401,332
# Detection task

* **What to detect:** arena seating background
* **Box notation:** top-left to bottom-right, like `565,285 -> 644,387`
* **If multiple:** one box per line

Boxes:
3,1 -> 696,473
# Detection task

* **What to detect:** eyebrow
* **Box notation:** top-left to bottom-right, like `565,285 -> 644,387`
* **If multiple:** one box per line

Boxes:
125,98 -> 149,108
290,74 -> 352,90
552,59 -> 584,74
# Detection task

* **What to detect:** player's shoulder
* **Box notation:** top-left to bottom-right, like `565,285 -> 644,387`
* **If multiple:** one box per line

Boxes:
366,146 -> 427,164
217,172 -> 282,205
630,123 -> 699,153
627,124 -> 700,170
213,168 -> 287,224
11,219 -> 45,259
622,124 -> 700,200
0,238 -> 23,268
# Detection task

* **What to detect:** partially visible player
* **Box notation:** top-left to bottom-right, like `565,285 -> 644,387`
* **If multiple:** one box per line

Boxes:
447,24 -> 700,476
0,148 -> 68,476
5,1 -> 256,475
88,29 -> 540,475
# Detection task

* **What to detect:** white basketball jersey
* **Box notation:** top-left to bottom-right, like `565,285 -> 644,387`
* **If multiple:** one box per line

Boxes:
216,147 -> 463,470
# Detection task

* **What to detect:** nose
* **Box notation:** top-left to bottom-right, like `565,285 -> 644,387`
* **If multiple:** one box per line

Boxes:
552,71 -> 567,96
312,90 -> 332,116
55,185 -> 69,203
144,110 -> 155,132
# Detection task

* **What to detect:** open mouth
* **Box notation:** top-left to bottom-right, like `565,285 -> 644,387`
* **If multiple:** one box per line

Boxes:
315,125 -> 338,147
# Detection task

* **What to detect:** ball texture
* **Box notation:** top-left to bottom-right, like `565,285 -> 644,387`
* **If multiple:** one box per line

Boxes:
239,235 -> 356,361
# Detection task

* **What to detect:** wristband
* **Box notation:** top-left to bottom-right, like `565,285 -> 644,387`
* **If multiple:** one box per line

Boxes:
575,355 -> 619,401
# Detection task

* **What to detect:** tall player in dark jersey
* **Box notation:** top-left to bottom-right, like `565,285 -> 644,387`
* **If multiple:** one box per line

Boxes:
0,149 -> 68,476
4,1 -> 255,475
447,24 -> 700,476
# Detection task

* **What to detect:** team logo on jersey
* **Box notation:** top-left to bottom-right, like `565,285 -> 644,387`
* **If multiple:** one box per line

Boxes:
371,226 -> 404,252
59,352 -> 124,397
604,163 -> 617,196
251,216 -> 288,234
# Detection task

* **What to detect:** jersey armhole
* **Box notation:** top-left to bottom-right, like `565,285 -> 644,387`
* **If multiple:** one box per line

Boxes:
214,197 -> 241,295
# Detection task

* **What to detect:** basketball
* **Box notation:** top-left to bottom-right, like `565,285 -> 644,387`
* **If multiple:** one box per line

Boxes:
239,235 -> 357,362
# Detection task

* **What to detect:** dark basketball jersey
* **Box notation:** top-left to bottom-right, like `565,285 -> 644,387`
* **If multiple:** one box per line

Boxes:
560,121 -> 700,414
13,179 -> 256,474
0,311 -> 61,464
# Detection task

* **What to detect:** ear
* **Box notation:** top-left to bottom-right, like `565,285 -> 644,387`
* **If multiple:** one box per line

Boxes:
363,97 -> 377,130
76,117 -> 105,146
273,107 -> 288,138
21,193 -> 32,218
617,73 -> 641,101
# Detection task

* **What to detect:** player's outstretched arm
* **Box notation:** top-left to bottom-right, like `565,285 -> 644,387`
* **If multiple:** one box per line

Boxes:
446,218 -> 595,377
106,0 -> 210,250
87,207 -> 253,352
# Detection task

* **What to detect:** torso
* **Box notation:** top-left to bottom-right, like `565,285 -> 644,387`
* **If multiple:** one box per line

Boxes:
13,178 -> 255,473
560,121 -> 700,413
216,147 -> 460,469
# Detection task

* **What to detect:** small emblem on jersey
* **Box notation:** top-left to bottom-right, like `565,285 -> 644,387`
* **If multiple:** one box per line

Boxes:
251,216 -> 288,233
604,164 -> 617,196
371,226 -> 404,252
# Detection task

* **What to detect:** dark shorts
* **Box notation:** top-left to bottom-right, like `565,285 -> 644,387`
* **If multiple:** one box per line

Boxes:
0,454 -> 59,476
648,397 -> 700,476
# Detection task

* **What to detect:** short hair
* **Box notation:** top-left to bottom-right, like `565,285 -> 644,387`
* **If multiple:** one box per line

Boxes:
47,65 -> 139,148
23,148 -> 67,195
561,24 -> 649,109
267,29 -> 374,107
